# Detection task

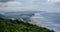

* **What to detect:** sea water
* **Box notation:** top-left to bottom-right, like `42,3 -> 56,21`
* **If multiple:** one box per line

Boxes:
32,13 -> 60,32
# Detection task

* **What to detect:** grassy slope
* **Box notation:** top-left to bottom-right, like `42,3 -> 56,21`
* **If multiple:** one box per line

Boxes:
0,18 -> 54,32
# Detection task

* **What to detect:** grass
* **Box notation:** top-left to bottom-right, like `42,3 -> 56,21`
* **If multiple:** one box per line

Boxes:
0,18 -> 54,32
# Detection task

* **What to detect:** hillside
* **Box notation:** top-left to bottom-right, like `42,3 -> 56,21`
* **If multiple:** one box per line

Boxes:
0,18 -> 54,32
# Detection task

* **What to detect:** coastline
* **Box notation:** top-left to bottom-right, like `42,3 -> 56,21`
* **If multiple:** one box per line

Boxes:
29,16 -> 41,27
29,16 -> 55,32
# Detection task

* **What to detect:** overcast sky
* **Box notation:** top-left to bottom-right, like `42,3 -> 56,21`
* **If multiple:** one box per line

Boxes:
0,0 -> 60,12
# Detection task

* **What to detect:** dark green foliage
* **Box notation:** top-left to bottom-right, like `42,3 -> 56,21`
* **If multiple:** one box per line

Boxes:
0,18 -> 54,32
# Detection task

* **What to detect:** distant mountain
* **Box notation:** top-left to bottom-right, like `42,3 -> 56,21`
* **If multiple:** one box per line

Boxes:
0,11 -> 47,22
0,14 -> 5,18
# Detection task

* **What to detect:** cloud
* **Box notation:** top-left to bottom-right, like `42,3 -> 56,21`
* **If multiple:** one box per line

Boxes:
0,0 -> 15,3
4,1 -> 22,7
48,0 -> 60,7
0,0 -> 60,12
0,0 -> 42,11
48,0 -> 60,3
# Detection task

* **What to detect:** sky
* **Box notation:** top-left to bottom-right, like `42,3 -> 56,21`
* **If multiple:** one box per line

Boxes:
0,0 -> 60,12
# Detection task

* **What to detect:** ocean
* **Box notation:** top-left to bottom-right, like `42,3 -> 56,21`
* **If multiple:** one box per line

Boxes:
32,13 -> 60,32
0,12 -> 60,32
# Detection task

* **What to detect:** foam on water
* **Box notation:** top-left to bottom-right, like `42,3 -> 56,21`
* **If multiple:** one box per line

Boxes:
32,13 -> 60,32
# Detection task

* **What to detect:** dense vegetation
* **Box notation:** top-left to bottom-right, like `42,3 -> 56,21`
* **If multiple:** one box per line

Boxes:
0,18 -> 54,32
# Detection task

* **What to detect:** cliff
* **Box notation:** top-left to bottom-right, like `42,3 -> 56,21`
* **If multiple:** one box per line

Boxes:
0,18 -> 54,32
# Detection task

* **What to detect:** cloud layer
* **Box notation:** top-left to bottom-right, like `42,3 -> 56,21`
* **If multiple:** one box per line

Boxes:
48,0 -> 60,3
0,0 -> 14,2
0,0 -> 60,12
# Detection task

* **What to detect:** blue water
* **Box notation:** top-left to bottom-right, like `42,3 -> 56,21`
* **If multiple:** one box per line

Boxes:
33,13 -> 60,32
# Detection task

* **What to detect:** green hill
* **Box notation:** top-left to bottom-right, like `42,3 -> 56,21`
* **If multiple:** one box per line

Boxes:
0,18 -> 54,32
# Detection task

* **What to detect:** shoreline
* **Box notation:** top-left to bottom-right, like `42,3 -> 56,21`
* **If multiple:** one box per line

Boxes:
29,16 -> 55,32
29,16 -> 41,27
